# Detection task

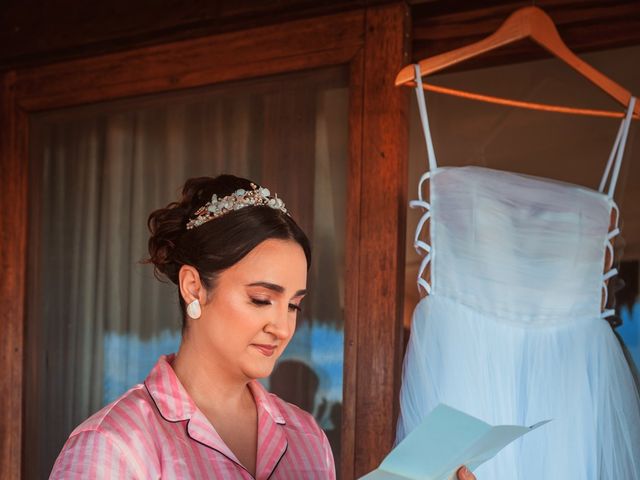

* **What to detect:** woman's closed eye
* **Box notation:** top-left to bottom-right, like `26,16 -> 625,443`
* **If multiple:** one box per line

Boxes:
250,297 -> 302,313
250,298 -> 271,307
288,303 -> 302,313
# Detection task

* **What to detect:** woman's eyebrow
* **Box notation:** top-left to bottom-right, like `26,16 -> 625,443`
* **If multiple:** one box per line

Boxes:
246,281 -> 307,297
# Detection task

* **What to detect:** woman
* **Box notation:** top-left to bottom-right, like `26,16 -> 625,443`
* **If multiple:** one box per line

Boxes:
50,175 -> 476,479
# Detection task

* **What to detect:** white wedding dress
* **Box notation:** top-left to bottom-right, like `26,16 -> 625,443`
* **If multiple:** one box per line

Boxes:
397,65 -> 640,479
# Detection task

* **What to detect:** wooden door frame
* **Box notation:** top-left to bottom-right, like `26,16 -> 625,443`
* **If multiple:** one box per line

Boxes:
0,3 -> 409,479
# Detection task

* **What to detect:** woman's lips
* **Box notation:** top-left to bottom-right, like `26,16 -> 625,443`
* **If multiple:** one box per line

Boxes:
252,344 -> 277,357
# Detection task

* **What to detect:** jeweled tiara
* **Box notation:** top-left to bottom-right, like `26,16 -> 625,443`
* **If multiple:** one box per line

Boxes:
186,183 -> 288,230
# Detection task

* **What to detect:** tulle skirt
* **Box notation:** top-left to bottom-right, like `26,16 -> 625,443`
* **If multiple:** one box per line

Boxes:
397,294 -> 640,479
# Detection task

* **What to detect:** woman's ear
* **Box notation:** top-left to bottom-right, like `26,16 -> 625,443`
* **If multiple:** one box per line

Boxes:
178,265 -> 205,306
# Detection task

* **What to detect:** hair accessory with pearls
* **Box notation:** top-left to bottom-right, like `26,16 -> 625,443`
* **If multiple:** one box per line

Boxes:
186,183 -> 288,230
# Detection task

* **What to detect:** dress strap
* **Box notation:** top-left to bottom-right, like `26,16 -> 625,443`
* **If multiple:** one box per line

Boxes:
414,64 -> 438,171
410,66 -> 436,296
599,96 -> 636,199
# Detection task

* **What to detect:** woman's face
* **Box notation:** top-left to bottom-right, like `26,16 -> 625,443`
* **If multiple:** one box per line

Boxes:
192,238 -> 308,381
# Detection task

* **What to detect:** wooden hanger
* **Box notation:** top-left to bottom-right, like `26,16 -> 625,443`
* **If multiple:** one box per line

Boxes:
396,6 -> 639,119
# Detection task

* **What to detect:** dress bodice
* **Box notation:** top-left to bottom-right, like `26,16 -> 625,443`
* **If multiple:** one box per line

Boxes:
429,166 -> 612,323
409,64 -> 636,325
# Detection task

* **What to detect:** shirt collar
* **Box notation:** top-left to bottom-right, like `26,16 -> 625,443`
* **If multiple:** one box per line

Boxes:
248,380 -> 288,479
145,354 -> 289,479
144,354 -> 287,426
144,354 -> 196,422
248,379 -> 286,425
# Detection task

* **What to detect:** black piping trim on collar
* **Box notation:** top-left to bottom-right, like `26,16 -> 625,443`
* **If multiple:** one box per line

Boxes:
146,380 -> 262,479
145,378 -> 290,479
266,443 -> 288,480
184,421 -> 255,477
144,380 -> 190,423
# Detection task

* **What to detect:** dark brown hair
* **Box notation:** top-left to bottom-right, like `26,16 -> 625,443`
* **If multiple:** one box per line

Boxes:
145,175 -> 311,329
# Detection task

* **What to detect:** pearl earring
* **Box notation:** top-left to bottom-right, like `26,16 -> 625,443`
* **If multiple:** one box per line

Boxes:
186,299 -> 201,319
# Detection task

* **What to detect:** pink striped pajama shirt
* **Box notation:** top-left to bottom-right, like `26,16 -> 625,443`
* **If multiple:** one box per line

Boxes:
50,354 -> 336,479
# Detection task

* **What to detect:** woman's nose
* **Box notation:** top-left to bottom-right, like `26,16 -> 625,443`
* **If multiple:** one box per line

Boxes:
264,308 -> 293,339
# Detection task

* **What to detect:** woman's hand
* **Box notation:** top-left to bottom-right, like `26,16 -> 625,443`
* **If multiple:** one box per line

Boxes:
457,466 -> 476,480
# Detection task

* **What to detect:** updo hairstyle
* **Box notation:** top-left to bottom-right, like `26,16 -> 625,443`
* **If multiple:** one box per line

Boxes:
145,175 -> 312,328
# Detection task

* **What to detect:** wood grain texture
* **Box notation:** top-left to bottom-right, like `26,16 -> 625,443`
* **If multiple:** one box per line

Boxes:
342,48 -> 365,480
412,0 -> 640,70
4,1 -> 639,74
0,71 -> 27,480
353,3 -> 410,477
0,0 -> 390,71
14,10 -> 364,111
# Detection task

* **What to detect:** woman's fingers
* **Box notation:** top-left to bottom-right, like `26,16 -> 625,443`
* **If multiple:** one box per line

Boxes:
457,466 -> 476,480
